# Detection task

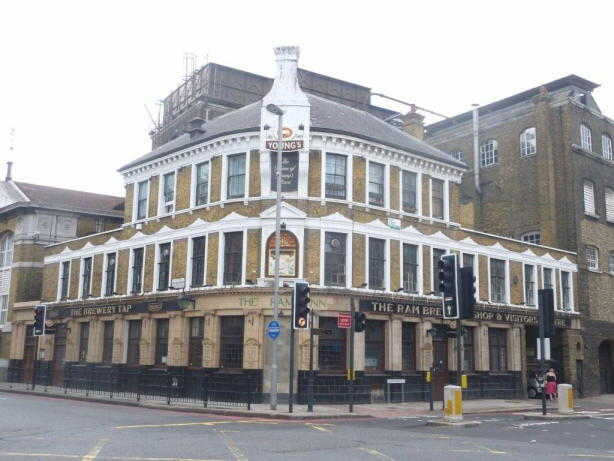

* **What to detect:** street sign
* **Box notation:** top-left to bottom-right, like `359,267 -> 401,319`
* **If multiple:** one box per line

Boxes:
536,338 -> 551,360
338,312 -> 351,329
312,328 -> 333,336
267,320 -> 281,340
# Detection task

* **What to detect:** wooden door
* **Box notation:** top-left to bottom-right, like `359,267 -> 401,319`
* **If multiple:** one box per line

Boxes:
433,339 -> 449,400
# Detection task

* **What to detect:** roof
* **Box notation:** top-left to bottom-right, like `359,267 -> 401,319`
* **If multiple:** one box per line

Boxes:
427,74 -> 600,134
13,182 -> 124,216
120,94 -> 465,171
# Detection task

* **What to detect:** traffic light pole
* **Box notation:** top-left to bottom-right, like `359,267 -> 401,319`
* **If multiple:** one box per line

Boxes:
289,326 -> 295,413
456,317 -> 462,388
349,297 -> 355,413
308,323 -> 314,412
31,335 -> 39,391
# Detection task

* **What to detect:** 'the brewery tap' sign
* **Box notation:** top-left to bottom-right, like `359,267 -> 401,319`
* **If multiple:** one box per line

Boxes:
359,298 -> 572,328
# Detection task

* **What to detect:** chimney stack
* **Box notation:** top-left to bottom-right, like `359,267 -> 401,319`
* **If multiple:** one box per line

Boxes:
6,161 -> 13,181
400,105 -> 425,140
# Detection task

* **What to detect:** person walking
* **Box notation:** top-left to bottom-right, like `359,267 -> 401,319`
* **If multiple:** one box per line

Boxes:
545,368 -> 557,400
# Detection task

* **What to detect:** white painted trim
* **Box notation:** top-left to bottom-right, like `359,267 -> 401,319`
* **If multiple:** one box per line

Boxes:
559,269 -> 574,312
190,161 -> 211,209
101,251 -> 118,297
153,241 -> 173,292
133,180 -> 149,222
56,260 -> 71,301
219,230 -> 246,286
487,257 -> 510,305
522,263 -> 538,308
78,256 -> 94,299
127,247 -> 145,295
157,170 -> 177,216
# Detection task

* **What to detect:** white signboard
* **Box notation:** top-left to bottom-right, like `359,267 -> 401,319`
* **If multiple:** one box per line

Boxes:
536,338 -> 551,360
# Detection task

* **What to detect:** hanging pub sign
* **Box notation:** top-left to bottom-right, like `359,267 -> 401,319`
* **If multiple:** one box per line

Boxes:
359,298 -> 572,328
270,151 -> 299,192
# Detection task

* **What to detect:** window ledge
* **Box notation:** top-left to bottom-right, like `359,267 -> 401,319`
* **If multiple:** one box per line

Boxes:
587,268 -> 602,274
520,153 -> 537,159
584,212 -> 599,220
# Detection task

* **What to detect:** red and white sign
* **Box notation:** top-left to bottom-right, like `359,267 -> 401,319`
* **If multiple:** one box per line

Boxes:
338,312 -> 351,329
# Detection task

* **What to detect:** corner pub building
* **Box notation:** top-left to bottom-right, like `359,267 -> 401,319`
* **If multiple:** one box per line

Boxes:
9,47 -> 581,403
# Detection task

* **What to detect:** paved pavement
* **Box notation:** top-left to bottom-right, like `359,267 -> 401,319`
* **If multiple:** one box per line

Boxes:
2,381 -> 610,420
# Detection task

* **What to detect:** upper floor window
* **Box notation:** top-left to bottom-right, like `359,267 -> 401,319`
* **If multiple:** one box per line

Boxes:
324,232 -> 346,287
162,172 -> 175,213
0,295 -> 7,326
520,127 -> 537,157
368,162 -> 385,207
489,258 -> 506,303
402,171 -> 417,213
95,219 -> 103,233
131,248 -> 144,294
81,257 -> 92,299
449,151 -> 463,162
223,232 -> 243,285
59,261 -> 70,300
543,267 -> 554,290
0,233 -> 13,269
581,123 -> 592,151
561,271 -> 572,311
402,243 -> 418,293
191,236 -> 207,287
368,237 -> 386,290
227,153 -> 246,199
157,243 -> 171,291
480,139 -> 498,167
195,162 -> 210,206
584,180 -> 595,215
325,153 -> 346,199
586,246 -> 599,271
603,134 -> 613,161
522,232 -> 541,245
431,178 -> 444,219
605,188 -> 614,222
104,253 -> 116,296
136,180 -> 148,220
524,264 -> 536,307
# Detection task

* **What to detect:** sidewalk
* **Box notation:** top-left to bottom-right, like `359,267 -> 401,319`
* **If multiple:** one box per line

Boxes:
1,382 -> 609,420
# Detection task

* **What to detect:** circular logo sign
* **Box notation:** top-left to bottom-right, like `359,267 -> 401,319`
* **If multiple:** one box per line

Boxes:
267,320 -> 281,340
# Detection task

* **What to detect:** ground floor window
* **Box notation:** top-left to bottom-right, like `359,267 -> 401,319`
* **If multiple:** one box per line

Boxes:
463,327 -> 474,371
220,316 -> 244,369
365,320 -> 385,372
402,322 -> 416,371
53,324 -> 67,368
127,320 -> 141,366
155,319 -> 169,366
102,321 -> 114,364
78,322 -> 89,362
188,317 -> 204,367
318,317 -> 346,371
489,328 -> 507,372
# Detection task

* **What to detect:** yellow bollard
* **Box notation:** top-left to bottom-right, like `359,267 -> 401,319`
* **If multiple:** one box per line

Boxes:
426,371 -> 431,383
557,384 -> 573,414
461,374 -> 467,389
443,385 -> 463,422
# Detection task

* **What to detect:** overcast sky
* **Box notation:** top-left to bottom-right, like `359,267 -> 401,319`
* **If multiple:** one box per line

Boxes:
1,0 -> 612,197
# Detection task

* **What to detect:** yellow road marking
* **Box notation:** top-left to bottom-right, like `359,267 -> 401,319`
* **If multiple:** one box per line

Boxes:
116,420 -> 277,429
305,423 -> 332,433
214,428 -> 247,461
354,446 -> 396,460
82,438 -> 108,461
474,443 -> 507,455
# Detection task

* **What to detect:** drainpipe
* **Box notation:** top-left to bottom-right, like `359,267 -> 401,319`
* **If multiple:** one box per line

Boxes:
472,104 -> 481,195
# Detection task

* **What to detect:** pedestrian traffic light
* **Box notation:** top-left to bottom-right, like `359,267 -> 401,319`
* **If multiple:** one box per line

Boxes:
459,266 -> 476,319
538,289 -> 556,337
438,254 -> 459,319
293,282 -> 310,329
354,311 -> 366,332
33,305 -> 46,336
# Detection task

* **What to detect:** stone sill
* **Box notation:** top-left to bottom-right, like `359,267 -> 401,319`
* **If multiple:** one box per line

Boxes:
584,212 -> 599,220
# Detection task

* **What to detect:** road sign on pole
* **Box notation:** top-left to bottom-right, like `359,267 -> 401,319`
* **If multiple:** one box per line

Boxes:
267,320 -> 281,340
338,312 -> 351,329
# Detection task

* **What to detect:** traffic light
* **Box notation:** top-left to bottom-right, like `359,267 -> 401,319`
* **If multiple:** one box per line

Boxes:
354,312 -> 366,333
459,267 -> 476,319
538,289 -> 556,337
438,254 -> 459,319
293,282 -> 310,329
33,305 -> 46,336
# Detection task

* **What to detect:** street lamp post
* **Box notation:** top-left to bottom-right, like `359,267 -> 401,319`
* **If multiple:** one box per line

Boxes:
266,103 -> 284,411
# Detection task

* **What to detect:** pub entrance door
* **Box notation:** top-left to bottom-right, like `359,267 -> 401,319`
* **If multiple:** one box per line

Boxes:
432,326 -> 449,401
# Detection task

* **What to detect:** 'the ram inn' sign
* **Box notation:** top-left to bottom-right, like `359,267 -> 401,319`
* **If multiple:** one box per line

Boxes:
359,298 -> 572,328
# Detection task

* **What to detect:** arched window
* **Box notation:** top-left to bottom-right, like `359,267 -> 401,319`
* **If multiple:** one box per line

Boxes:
265,231 -> 299,278
520,127 -> 536,157
479,139 -> 498,167
580,123 -> 592,151
602,134 -> 613,161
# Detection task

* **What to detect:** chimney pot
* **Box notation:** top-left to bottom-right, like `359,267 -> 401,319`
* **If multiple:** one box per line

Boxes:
6,161 -> 13,181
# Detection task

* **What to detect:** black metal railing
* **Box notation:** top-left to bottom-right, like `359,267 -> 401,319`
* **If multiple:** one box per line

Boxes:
5,362 -> 254,408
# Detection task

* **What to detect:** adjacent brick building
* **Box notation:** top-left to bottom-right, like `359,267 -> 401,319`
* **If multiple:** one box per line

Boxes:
426,75 -> 614,395
0,165 -> 124,379
8,48 -> 581,403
